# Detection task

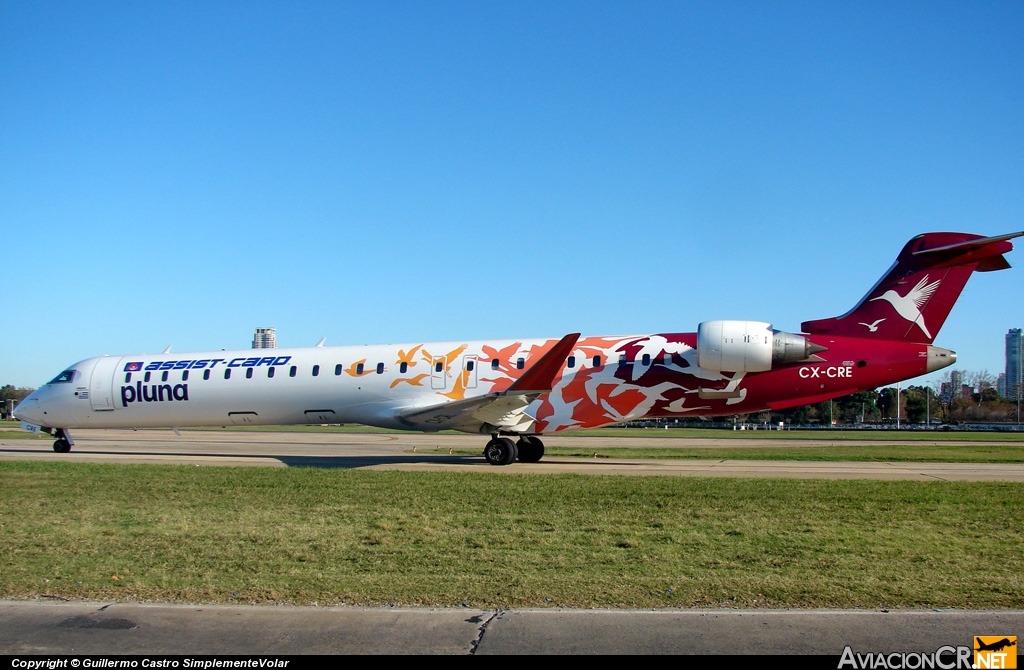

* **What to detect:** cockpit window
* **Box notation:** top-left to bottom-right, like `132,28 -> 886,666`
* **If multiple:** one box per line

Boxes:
49,369 -> 77,384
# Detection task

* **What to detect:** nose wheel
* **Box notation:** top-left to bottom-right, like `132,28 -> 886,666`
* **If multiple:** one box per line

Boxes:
50,429 -> 73,453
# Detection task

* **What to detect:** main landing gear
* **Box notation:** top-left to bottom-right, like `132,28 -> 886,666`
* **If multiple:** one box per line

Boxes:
483,435 -> 545,466
51,428 -> 73,453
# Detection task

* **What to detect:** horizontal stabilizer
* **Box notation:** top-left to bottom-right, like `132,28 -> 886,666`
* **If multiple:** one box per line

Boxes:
911,231 -> 1023,259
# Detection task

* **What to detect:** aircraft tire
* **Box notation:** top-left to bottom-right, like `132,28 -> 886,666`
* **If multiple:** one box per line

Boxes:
484,437 -> 517,466
516,436 -> 545,463
53,439 -> 71,454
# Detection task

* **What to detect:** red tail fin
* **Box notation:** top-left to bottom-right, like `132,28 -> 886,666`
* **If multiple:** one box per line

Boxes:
801,231 -> 1022,343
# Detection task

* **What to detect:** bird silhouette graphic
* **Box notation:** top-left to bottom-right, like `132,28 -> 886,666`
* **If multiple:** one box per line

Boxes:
869,275 -> 941,339
858,318 -> 886,332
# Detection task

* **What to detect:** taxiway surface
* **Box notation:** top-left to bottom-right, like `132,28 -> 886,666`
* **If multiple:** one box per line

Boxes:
2,428 -> 1022,481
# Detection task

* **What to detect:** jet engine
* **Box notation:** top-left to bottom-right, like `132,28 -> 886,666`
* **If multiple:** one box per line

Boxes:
696,320 -> 825,372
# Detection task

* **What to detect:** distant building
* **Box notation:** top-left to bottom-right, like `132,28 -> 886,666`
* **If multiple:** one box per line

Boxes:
998,373 -> 1007,398
1008,328 -> 1022,401
253,328 -> 277,349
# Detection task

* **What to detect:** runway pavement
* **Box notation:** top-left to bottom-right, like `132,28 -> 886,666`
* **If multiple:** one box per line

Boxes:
2,428 -> 1023,481
2,600 -> 1023,655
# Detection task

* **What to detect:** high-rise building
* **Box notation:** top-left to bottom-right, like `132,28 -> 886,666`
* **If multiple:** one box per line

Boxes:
1007,328 -> 1023,401
253,328 -> 277,349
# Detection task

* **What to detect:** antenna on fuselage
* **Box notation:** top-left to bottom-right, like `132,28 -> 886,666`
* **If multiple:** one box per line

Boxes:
315,338 -> 326,347
162,345 -> 172,353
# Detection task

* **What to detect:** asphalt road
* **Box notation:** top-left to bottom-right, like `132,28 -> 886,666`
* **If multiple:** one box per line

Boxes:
1,428 -> 1023,481
2,600 -> 1022,655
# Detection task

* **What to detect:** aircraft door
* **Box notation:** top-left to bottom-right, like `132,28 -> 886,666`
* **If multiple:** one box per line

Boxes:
89,356 -> 122,411
463,356 -> 478,389
431,357 -> 446,390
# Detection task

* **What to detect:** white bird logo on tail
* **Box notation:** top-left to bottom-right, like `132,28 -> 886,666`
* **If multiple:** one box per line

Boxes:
869,275 -> 941,339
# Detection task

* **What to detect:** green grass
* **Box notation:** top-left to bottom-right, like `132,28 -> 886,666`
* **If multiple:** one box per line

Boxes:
1,461 -> 1021,609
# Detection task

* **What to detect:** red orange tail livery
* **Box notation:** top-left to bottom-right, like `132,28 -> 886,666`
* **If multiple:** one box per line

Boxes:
802,232 -> 1022,343
15,231 -> 1021,465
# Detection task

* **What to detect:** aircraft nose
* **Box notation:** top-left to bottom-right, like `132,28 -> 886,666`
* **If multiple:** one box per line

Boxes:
13,394 -> 43,425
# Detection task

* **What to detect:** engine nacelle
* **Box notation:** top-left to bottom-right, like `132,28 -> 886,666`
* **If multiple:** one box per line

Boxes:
696,320 -> 823,372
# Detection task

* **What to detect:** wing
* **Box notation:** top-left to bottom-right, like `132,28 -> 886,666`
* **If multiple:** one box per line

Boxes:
394,333 -> 580,433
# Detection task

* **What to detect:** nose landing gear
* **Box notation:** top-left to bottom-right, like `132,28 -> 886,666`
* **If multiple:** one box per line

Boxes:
51,428 -> 73,453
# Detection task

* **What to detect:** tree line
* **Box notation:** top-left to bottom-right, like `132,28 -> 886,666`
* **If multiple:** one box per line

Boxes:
760,370 -> 1021,425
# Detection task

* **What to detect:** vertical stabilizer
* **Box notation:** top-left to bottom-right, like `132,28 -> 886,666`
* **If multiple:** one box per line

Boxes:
801,232 -> 1022,343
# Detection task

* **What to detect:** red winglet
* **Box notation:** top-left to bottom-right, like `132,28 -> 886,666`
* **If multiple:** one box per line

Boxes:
507,333 -> 580,394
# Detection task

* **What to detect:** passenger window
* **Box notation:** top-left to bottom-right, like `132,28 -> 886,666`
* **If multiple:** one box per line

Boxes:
125,373 -> 132,383
289,366 -> 297,378
182,371 -> 189,381
246,368 -> 253,379
567,356 -> 575,369
203,370 -> 210,381
641,354 -> 651,366
434,361 -> 443,373
592,355 -> 602,368
145,372 -> 152,383
356,363 -> 364,375
491,359 -> 499,370
376,362 -> 384,374
516,358 -> 525,370
312,365 -> 320,377
224,369 -> 231,380
162,371 -> 169,382
664,353 -> 672,365
335,364 -> 342,376
618,354 -> 628,366
268,367 -> 275,378
466,360 -> 474,371
400,362 -> 408,374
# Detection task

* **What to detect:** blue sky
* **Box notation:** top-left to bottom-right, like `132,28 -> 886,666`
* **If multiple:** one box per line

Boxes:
2,1 -> 1022,389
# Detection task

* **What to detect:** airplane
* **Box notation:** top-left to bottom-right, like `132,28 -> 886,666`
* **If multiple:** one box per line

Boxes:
14,231 -> 1022,465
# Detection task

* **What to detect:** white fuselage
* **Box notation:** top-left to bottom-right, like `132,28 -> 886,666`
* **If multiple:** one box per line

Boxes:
15,337 -> 577,432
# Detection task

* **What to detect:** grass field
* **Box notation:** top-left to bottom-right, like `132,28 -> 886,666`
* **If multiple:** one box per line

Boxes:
1,461 -> 1022,609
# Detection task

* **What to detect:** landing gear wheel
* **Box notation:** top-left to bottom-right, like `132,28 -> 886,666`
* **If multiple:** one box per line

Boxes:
484,437 -> 518,466
516,436 -> 545,463
53,439 -> 71,454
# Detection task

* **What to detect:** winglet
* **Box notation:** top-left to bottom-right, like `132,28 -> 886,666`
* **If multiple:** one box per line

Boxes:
508,333 -> 580,393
